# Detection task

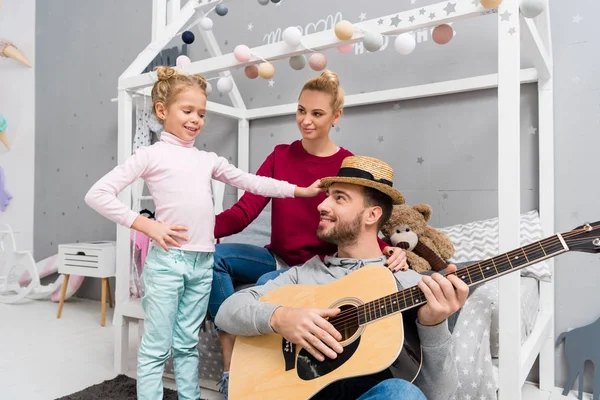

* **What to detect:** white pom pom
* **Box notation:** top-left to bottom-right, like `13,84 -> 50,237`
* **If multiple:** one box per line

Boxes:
217,77 -> 233,93
394,33 -> 416,55
199,17 -> 213,30
282,26 -> 303,47
519,0 -> 545,18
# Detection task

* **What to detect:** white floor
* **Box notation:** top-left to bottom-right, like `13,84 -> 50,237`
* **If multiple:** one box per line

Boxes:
0,297 -> 222,400
0,298 -> 592,400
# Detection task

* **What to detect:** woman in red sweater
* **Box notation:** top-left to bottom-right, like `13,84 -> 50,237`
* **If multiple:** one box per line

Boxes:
209,70 -> 408,398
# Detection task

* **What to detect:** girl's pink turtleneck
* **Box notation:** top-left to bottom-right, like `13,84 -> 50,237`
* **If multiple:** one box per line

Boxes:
85,132 -> 296,252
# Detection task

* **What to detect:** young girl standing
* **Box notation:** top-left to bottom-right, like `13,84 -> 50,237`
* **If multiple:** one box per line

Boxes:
84,66 -> 321,400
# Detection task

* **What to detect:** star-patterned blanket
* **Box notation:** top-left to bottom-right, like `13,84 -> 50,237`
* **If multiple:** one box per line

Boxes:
450,276 -> 540,400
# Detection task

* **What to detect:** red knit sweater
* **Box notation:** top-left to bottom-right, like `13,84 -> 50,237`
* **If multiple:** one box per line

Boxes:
214,140 -> 388,266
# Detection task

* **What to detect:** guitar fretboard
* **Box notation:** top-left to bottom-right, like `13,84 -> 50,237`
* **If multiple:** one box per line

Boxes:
357,235 -> 567,325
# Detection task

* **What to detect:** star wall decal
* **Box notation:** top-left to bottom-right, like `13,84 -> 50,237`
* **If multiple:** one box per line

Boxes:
573,14 -> 583,23
419,8 -> 426,15
465,155 -> 474,162
335,126 -> 341,133
390,15 -> 401,27
409,15 -> 415,23
269,132 -> 275,137
268,79 -> 275,87
393,102 -> 401,110
248,23 -> 253,31
377,135 -> 384,142
378,18 -> 384,25
442,193 -> 449,199
500,10 -> 512,21
429,12 -> 436,20
359,12 -> 367,21
508,27 -> 516,35
417,157 -> 424,164
472,0 -> 480,5
528,126 -> 537,135
410,0 -> 417,4
572,76 -> 581,84
444,2 -> 456,15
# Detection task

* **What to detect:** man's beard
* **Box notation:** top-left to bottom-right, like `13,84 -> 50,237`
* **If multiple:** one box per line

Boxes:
316,212 -> 363,246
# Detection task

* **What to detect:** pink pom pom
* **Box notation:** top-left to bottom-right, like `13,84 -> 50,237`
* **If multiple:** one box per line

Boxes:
308,53 -> 327,71
234,45 -> 252,62
244,65 -> 259,79
176,55 -> 191,67
337,44 -> 354,54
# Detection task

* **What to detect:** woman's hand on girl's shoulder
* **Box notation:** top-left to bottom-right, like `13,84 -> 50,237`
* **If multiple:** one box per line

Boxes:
294,179 -> 325,198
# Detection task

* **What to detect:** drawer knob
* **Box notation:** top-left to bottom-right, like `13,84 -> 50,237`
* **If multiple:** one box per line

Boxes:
76,251 -> 86,256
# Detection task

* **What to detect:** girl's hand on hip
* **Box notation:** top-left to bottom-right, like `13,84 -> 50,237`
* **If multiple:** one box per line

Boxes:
132,216 -> 189,251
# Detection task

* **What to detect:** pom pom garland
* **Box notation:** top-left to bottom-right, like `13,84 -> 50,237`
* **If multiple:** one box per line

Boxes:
215,4 -> 228,16
182,31 -> 195,44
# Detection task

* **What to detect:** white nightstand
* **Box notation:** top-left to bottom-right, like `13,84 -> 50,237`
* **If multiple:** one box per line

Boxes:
56,241 -> 116,326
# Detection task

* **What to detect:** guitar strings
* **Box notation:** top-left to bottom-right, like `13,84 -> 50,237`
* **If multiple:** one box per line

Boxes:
327,226 -> 597,332
329,233 -> 569,330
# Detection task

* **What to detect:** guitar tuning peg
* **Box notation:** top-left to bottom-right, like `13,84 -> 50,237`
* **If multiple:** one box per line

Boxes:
593,238 -> 600,247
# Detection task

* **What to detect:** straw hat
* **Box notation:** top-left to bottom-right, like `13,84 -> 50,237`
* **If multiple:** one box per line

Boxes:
320,156 -> 405,205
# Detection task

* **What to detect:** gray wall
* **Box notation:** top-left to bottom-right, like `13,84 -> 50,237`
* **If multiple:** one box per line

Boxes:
34,0 -> 600,392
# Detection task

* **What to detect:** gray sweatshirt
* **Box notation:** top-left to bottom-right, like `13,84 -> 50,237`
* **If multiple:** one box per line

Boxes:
215,255 -> 458,400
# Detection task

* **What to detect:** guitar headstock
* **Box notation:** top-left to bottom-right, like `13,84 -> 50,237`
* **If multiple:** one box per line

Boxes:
564,221 -> 600,253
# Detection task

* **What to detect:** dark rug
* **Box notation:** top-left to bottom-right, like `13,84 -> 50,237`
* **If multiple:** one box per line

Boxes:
55,374 -> 208,400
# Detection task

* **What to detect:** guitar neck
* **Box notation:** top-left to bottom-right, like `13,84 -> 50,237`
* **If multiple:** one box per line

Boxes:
357,234 -> 569,325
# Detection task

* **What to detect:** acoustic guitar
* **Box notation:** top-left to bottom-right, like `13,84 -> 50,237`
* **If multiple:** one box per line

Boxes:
229,221 -> 600,400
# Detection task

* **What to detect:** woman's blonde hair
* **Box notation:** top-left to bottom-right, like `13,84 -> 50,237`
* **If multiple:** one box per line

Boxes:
151,66 -> 208,121
299,70 -> 345,113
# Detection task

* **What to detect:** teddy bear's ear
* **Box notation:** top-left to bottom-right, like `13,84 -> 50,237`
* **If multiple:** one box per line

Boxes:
413,204 -> 433,221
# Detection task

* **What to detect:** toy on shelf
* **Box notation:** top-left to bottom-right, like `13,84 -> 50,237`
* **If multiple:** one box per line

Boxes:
556,317 -> 600,400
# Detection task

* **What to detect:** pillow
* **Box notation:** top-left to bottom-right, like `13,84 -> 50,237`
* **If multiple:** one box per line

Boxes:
219,210 -> 272,247
439,210 -> 552,282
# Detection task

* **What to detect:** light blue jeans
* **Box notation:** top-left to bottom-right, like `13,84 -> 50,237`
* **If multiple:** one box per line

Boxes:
358,379 -> 426,399
137,246 -> 213,400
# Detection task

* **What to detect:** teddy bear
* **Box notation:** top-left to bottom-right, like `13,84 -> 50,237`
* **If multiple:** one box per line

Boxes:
381,203 -> 455,273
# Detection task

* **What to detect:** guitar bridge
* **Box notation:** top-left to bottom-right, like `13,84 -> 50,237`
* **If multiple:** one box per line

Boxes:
282,338 -> 296,371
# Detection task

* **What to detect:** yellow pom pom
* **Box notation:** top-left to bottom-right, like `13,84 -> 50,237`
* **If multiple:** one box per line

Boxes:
479,0 -> 503,8
334,20 -> 354,41
258,62 -> 275,79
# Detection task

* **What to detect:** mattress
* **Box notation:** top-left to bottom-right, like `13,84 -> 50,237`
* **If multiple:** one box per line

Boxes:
489,276 -> 540,357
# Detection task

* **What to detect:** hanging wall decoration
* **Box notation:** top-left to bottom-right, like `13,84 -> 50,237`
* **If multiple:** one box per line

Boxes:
0,39 -> 32,67
0,165 -> 12,212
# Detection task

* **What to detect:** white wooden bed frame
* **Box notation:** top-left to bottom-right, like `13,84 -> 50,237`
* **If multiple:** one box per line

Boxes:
112,1 -> 555,399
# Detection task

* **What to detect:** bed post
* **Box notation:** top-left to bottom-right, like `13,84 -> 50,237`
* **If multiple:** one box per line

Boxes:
114,89 -> 134,373
536,0 -> 555,392
497,0 -> 522,398
238,118 -> 250,200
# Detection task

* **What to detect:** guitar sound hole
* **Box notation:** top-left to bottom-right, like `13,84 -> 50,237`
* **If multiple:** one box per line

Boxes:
328,304 -> 360,341
296,304 -> 361,381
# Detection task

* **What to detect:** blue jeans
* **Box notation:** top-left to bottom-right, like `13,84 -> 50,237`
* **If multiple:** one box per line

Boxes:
358,379 -> 426,399
312,367 -> 426,400
255,267 -> 291,285
208,243 -> 277,322
137,246 -> 213,400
